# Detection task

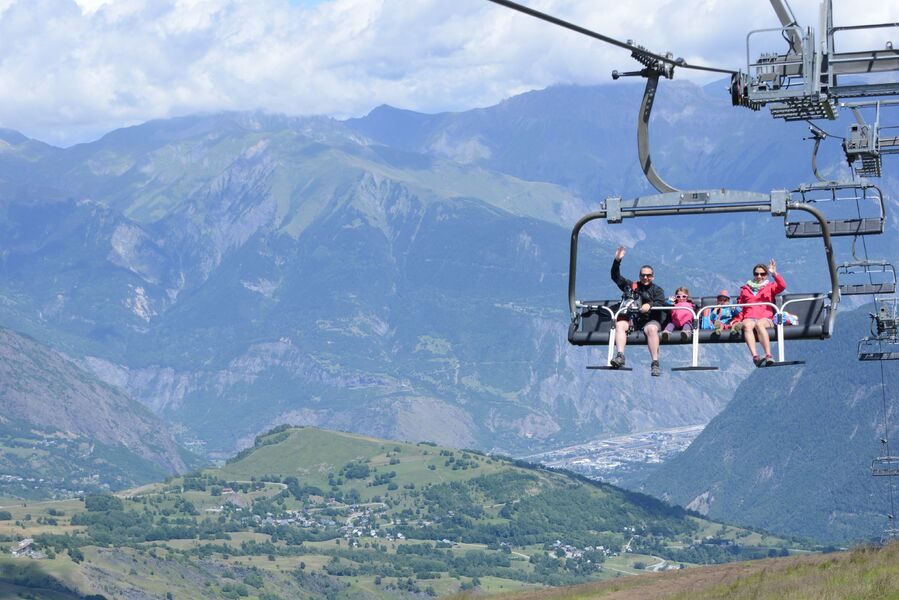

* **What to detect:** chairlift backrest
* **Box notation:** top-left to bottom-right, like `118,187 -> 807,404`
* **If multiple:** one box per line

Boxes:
569,294 -> 829,346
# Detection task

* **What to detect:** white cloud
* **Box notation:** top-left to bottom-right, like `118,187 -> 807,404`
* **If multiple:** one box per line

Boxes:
0,0 -> 893,145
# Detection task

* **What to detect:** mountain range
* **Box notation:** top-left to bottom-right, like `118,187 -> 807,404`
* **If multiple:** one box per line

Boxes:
0,79 -> 895,485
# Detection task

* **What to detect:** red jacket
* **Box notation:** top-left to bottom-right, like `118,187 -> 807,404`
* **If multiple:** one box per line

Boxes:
732,273 -> 786,322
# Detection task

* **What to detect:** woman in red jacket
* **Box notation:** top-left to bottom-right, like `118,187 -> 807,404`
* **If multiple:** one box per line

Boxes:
731,259 -> 785,367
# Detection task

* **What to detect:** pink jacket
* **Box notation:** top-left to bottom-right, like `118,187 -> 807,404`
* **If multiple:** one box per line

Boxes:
732,273 -> 786,322
670,300 -> 695,328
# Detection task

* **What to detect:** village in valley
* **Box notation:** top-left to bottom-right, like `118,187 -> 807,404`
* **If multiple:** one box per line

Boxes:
528,425 -> 706,485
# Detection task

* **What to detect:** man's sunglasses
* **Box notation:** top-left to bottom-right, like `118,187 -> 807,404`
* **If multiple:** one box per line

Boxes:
640,273 -> 654,278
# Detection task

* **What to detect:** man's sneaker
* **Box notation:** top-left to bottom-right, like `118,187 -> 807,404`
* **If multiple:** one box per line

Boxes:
753,355 -> 766,368
610,352 -> 626,369
650,360 -> 661,377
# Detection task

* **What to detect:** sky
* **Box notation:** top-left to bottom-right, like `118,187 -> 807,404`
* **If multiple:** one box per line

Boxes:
0,0 -> 893,146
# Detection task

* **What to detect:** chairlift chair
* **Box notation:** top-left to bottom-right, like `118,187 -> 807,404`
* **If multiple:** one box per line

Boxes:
573,56 -> 840,370
783,182 -> 885,238
858,337 -> 899,361
838,260 -> 897,295
568,189 -> 840,370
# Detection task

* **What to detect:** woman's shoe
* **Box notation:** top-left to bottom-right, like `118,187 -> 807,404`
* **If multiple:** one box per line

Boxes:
753,355 -> 765,367
764,354 -> 775,366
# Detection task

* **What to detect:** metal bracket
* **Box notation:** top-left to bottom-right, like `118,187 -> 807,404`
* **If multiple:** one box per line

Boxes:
770,190 -> 788,216
605,197 -> 622,223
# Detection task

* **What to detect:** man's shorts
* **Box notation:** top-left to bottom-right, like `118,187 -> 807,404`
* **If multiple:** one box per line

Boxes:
617,316 -> 661,333
635,319 -> 661,333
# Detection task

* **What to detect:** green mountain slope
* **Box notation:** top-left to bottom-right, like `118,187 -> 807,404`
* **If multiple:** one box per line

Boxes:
0,426 -> 806,598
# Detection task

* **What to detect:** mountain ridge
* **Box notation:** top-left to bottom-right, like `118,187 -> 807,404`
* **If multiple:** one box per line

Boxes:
0,81 -> 893,466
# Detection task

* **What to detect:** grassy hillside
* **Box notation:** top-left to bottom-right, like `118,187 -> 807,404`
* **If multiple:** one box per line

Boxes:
471,542 -> 899,599
0,426 -> 809,599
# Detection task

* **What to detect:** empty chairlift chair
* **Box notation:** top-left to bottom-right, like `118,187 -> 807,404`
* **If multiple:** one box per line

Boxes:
784,182 -> 885,238
838,260 -> 897,296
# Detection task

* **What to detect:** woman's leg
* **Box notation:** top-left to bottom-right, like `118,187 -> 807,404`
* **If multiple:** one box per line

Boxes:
742,319 -> 758,357
756,318 -> 774,357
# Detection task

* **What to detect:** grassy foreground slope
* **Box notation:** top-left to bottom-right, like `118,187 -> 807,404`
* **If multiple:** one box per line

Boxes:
473,542 -> 899,600
0,426 -> 808,599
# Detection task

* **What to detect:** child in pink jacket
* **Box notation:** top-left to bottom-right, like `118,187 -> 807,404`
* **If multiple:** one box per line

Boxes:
662,287 -> 695,341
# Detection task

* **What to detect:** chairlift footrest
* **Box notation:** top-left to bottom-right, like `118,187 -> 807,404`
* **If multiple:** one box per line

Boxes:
587,366 -> 634,371
670,366 -> 719,371
763,360 -> 805,367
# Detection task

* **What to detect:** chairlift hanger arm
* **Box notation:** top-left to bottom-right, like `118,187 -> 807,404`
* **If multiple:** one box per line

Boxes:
484,0 -> 737,75
768,0 -> 803,53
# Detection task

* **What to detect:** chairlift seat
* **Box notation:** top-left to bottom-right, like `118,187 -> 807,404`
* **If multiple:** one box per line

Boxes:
838,261 -> 897,296
569,293 -> 828,345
